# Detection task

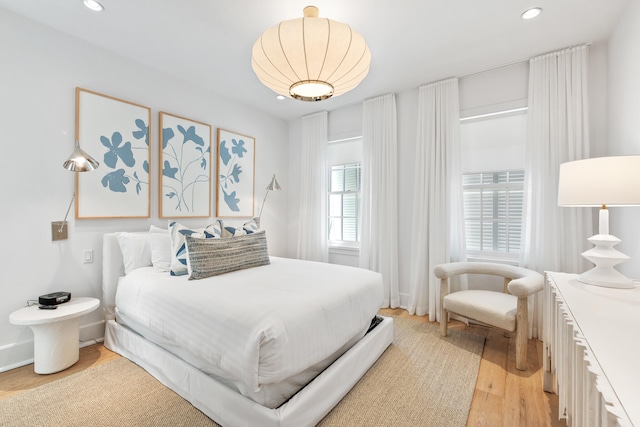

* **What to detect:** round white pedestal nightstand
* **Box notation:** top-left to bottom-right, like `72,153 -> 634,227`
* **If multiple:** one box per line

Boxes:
9,297 -> 100,374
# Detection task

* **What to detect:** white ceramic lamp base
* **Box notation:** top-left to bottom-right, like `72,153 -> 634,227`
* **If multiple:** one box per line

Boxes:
578,209 -> 634,289
579,234 -> 634,289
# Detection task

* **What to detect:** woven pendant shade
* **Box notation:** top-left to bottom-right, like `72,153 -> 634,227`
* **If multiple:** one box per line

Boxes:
251,6 -> 371,101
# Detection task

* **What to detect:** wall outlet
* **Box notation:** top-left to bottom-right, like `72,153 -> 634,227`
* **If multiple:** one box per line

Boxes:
83,249 -> 94,264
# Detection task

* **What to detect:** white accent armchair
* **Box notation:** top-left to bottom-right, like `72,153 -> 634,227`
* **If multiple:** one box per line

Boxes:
434,262 -> 544,371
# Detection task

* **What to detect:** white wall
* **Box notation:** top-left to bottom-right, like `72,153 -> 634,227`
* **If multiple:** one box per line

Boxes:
607,0 -> 640,280
0,9 -> 289,372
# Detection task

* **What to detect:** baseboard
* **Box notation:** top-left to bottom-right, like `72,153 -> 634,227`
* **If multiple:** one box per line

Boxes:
0,320 -> 105,373
0,340 -> 33,373
79,319 -> 106,344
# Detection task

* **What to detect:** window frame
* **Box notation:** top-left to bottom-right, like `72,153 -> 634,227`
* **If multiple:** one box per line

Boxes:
462,170 -> 524,262
327,162 -> 362,249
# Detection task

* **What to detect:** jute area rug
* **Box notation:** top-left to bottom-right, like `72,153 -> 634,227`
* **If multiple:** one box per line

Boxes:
0,317 -> 484,427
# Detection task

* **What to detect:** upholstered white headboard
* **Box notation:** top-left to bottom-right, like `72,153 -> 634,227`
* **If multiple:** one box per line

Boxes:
102,232 -> 148,320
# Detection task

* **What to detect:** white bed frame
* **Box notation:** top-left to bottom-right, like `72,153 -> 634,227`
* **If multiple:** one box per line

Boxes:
102,232 -> 394,427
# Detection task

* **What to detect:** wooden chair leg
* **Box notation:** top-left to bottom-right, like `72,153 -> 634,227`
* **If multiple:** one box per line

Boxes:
440,278 -> 448,337
515,297 -> 528,370
440,308 -> 448,337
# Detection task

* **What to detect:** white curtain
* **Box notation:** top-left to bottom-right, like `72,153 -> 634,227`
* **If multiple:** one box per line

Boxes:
360,93 -> 400,308
408,78 -> 466,321
296,111 -> 329,262
521,45 -> 592,337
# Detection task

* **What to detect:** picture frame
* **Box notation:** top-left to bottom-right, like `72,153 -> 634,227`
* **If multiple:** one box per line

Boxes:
216,128 -> 255,217
75,88 -> 151,218
159,112 -> 212,218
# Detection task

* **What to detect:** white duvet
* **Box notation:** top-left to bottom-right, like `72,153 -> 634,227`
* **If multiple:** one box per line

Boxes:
115,256 -> 383,407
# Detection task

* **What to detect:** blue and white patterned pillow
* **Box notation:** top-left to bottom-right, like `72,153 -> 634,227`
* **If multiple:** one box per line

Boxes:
221,217 -> 260,238
243,217 -> 260,233
168,220 -> 223,276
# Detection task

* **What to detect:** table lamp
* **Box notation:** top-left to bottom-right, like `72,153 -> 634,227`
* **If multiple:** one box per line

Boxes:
557,155 -> 640,289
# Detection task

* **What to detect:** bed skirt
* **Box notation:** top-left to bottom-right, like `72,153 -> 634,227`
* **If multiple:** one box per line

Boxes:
105,316 -> 394,427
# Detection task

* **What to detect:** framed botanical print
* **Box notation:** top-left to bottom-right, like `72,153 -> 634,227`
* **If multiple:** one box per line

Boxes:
159,112 -> 212,218
75,88 -> 151,218
216,128 -> 255,217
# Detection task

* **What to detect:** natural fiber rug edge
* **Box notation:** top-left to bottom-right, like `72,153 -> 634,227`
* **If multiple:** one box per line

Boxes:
0,316 -> 484,427
318,317 -> 484,426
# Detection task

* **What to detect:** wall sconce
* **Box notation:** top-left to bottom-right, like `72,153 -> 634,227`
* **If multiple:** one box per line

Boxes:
52,141 -> 99,241
257,174 -> 282,227
557,155 -> 640,288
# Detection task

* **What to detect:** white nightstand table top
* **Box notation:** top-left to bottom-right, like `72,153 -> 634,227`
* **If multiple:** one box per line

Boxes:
10,297 -> 100,325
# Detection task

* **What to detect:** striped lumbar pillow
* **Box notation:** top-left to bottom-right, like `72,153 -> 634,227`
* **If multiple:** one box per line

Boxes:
185,230 -> 270,280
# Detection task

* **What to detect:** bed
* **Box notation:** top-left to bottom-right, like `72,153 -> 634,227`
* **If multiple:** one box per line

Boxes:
102,229 -> 394,427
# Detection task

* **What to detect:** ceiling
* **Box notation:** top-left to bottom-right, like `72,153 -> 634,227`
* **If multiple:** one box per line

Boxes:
0,0 -> 629,121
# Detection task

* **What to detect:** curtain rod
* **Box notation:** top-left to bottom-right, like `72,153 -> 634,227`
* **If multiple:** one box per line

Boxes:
323,43 -> 593,113
457,58 -> 528,79
328,57 -> 526,111
458,42 -> 592,79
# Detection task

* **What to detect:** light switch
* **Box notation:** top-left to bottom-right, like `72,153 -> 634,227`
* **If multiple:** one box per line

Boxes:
83,249 -> 94,264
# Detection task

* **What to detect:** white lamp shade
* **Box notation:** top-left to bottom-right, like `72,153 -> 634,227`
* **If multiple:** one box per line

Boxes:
557,155 -> 640,207
251,6 -> 371,101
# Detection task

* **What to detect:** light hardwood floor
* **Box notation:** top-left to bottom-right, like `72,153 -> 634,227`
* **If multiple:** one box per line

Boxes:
378,308 -> 565,427
0,310 -> 565,426
0,342 -> 118,400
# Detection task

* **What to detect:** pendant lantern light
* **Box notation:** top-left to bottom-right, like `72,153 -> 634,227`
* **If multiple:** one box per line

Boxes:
251,6 -> 371,102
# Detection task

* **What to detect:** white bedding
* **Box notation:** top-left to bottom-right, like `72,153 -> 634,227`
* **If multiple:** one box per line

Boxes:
114,256 -> 383,408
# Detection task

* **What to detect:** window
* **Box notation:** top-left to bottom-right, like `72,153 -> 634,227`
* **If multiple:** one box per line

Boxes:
328,163 -> 361,246
463,170 -> 524,258
460,107 -> 527,261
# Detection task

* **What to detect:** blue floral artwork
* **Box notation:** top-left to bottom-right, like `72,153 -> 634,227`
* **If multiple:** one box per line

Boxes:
216,129 -> 255,217
99,125 -> 149,196
160,113 -> 211,218
75,88 -> 151,218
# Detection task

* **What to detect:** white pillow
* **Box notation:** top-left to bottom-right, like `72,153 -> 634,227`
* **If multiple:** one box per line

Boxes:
149,225 -> 171,272
168,220 -> 223,276
116,232 -> 152,275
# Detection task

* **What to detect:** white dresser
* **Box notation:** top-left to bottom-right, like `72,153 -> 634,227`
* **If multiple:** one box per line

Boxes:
543,272 -> 640,426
